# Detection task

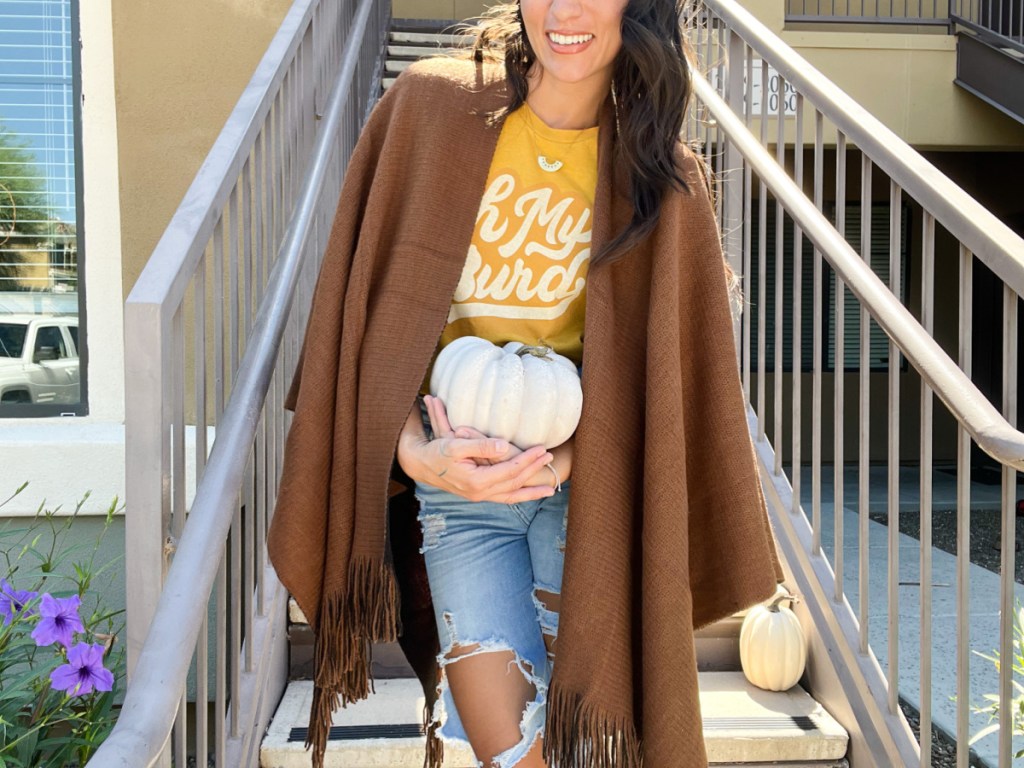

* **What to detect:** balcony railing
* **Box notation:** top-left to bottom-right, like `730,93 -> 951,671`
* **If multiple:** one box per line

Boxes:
786,0 -> 951,25
951,0 -> 1024,50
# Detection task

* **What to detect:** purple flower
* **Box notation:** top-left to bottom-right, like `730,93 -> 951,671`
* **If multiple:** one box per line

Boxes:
31,593 -> 84,647
0,578 -> 38,625
50,642 -> 114,696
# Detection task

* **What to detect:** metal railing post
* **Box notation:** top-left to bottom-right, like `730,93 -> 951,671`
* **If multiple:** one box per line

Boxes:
124,302 -> 169,683
123,301 -> 173,768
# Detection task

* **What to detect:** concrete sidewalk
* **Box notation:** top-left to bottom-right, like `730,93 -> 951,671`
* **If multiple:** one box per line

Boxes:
793,463 -> 1024,766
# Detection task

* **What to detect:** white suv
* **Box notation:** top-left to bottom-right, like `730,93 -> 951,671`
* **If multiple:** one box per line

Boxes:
0,315 -> 80,405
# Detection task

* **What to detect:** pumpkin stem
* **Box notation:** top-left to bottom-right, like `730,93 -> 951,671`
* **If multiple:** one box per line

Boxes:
515,344 -> 554,361
767,590 -> 800,612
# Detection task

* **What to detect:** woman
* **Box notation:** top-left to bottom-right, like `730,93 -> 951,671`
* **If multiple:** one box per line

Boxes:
267,1 -> 785,767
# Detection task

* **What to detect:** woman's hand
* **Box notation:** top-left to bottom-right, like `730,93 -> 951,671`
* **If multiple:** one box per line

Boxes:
396,396 -> 557,504
431,395 -> 575,490
454,423 -> 574,490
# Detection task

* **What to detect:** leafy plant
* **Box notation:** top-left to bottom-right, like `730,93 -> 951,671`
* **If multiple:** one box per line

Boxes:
0,484 -> 125,768
952,596 -> 1024,758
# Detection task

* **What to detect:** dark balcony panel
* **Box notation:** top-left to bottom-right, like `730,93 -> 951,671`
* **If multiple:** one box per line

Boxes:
955,33 -> 1024,125
786,0 -> 951,24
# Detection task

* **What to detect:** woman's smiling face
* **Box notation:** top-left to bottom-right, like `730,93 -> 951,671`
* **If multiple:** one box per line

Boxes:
520,0 -> 629,95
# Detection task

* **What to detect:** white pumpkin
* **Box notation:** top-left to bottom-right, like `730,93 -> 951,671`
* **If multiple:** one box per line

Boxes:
430,336 -> 582,449
739,586 -> 807,692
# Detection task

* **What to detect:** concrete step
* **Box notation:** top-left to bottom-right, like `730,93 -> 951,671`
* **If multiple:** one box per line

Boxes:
388,44 -> 459,59
389,30 -> 466,46
384,23 -> 472,92
386,59 -> 413,75
261,673 -> 849,767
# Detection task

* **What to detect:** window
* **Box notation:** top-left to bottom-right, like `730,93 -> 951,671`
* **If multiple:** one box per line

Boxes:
33,324 -> 65,358
748,199 -> 910,373
0,0 -> 84,416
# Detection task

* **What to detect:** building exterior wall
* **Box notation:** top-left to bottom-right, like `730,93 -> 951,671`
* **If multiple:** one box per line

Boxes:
393,0 -> 492,20
779,31 -> 1022,149
2,0 -> 290,517
112,0 -> 292,302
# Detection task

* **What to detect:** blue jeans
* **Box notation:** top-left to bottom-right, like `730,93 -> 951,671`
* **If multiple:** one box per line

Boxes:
413,397 -> 570,768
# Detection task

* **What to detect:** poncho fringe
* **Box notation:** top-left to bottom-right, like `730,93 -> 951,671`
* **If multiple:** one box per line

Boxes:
306,557 -> 399,768
423,699 -> 444,768
545,683 -> 643,768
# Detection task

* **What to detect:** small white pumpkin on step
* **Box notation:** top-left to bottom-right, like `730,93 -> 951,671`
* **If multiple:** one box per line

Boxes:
430,336 -> 582,450
739,584 -> 807,691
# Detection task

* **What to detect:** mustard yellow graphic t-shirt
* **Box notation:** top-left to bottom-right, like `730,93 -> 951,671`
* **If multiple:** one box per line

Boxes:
420,103 -> 598,396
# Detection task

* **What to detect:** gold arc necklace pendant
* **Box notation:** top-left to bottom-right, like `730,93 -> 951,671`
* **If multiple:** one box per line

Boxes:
537,156 -> 563,172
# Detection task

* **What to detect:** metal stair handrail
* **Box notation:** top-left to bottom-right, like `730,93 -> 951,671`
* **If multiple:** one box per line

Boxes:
85,0 -> 381,763
688,1 -> 1024,763
701,0 -> 1024,298
692,70 -> 1024,471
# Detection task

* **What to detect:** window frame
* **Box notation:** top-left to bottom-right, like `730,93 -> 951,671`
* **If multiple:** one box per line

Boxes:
0,0 -> 87,418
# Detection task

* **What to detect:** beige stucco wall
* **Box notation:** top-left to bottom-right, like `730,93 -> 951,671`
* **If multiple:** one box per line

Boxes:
393,0 -> 492,20
781,31 -> 1023,149
112,0 -> 292,298
741,0 -> 1022,147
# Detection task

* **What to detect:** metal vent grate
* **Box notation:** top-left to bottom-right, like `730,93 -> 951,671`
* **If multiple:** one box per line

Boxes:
703,715 -> 820,731
288,723 -> 425,742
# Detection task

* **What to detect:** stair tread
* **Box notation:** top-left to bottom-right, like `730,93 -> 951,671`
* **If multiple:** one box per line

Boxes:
389,31 -> 467,46
388,44 -> 459,58
261,673 -> 848,766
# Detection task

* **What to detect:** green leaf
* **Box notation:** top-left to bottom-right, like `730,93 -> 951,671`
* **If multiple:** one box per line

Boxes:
0,668 -> 53,702
968,722 -> 1001,744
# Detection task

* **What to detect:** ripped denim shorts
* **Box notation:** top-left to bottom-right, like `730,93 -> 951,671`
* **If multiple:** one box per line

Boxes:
413,396 -> 570,768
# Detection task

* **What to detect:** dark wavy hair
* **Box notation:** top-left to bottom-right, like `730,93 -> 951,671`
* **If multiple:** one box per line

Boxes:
462,1 -> 692,267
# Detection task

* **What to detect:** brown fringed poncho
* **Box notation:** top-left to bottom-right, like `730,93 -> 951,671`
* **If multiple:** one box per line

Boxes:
267,56 -> 785,768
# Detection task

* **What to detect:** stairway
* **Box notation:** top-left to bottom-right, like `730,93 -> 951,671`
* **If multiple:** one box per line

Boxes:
259,19 -> 851,768
261,599 -> 849,766
383,19 -> 470,91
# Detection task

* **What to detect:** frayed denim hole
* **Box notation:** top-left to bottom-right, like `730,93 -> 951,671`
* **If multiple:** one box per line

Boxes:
428,613 -> 547,763
417,511 -> 446,554
487,677 -> 547,768
556,509 -> 568,553
531,590 -> 560,639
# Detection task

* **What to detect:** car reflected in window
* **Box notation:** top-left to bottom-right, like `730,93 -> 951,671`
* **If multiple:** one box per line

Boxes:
0,316 -> 79,404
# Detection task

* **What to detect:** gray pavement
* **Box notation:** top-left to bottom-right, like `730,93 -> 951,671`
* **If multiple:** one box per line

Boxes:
793,463 -> 1024,767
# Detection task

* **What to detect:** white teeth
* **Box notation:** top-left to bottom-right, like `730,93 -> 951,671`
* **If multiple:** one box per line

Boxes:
548,32 -> 593,45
